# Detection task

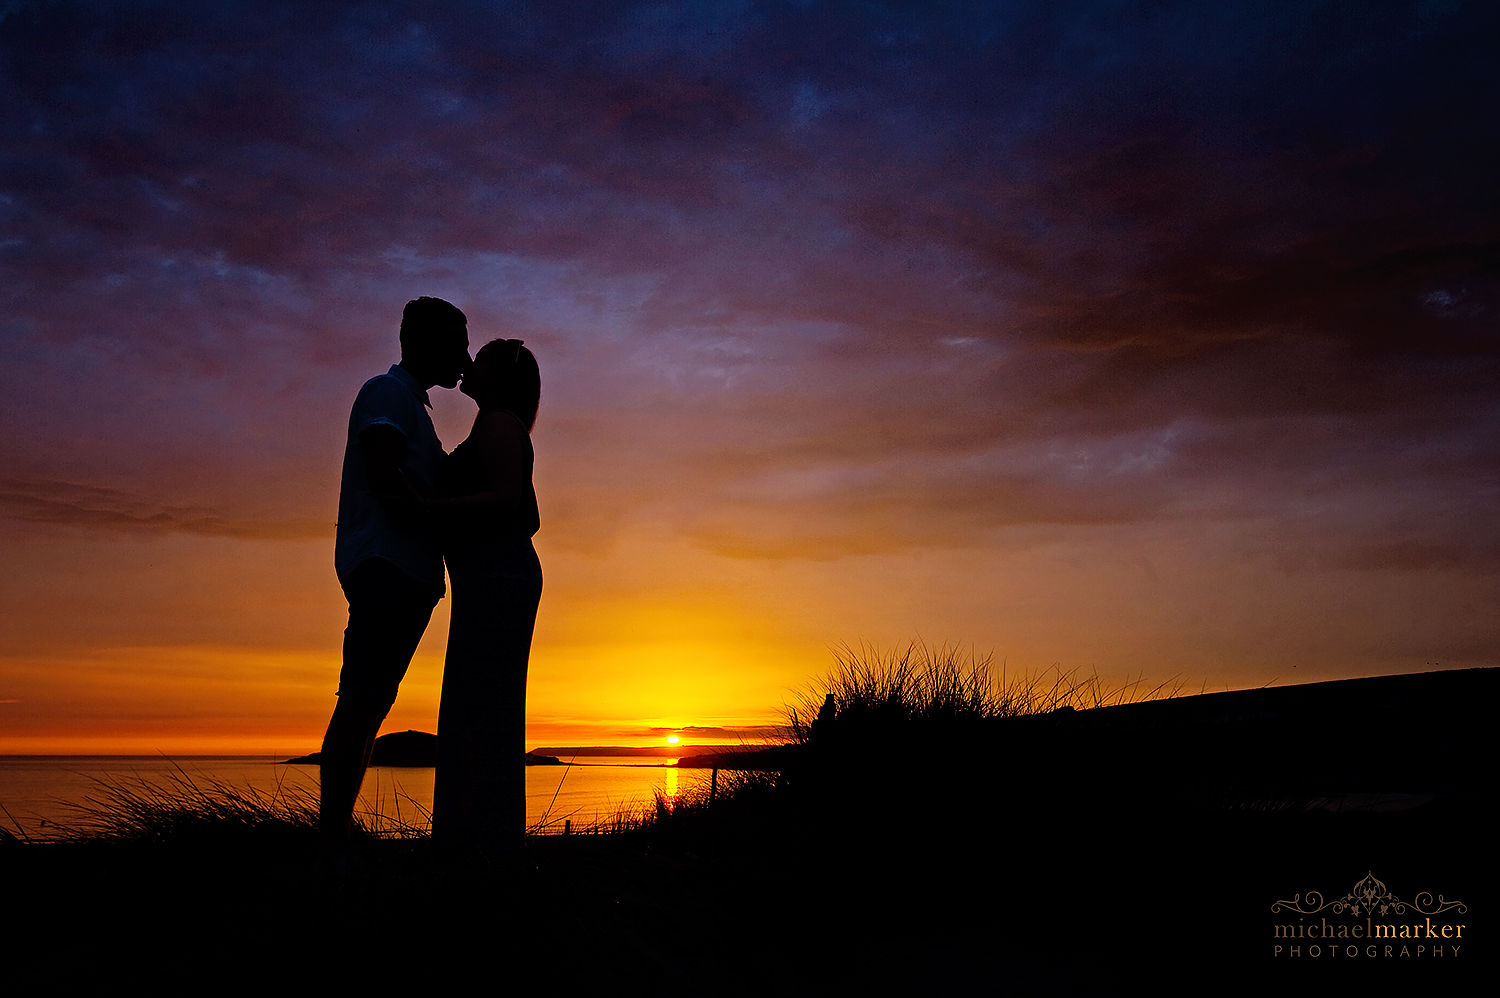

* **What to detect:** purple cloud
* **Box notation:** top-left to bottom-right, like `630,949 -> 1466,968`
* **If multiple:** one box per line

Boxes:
1,0 -> 1496,576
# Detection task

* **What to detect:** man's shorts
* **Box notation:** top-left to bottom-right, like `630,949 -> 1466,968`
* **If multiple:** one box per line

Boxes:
336,557 -> 442,707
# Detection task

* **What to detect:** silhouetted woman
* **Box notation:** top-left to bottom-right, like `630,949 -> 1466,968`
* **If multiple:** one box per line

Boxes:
430,337 -> 542,855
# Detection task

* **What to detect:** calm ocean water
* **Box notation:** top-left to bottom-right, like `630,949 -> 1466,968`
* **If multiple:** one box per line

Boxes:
0,755 -> 708,840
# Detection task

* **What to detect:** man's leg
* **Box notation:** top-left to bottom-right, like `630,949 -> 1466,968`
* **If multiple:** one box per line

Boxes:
319,694 -> 392,846
320,559 -> 438,849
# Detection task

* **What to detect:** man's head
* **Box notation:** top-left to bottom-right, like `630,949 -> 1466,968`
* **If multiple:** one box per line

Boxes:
399,296 -> 470,389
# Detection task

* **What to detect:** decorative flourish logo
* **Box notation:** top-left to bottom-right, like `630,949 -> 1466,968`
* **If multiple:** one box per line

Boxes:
1273,871 -> 1466,918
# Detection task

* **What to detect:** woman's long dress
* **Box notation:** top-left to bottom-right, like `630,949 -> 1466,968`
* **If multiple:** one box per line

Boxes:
431,411 -> 542,854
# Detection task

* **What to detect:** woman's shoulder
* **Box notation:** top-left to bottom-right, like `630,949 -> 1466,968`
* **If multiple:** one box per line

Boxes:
474,408 -> 532,448
476,407 -> 529,431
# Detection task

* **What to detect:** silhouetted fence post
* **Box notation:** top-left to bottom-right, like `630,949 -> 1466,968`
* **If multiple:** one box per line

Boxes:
710,766 -> 719,804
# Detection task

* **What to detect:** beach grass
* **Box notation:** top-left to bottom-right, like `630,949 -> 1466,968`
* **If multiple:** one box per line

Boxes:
50,763 -> 432,848
788,639 -> 1184,742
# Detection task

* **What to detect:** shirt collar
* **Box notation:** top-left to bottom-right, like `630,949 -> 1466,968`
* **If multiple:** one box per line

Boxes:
388,364 -> 433,409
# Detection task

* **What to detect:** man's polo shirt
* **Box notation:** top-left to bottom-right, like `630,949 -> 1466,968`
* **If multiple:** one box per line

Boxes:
334,364 -> 446,596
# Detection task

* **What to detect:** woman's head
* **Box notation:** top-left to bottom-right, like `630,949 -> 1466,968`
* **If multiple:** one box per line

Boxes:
462,338 -> 541,430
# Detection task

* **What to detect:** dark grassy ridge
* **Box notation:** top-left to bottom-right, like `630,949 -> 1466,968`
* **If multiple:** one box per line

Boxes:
775,658 -> 1493,992
4,661 -> 1492,993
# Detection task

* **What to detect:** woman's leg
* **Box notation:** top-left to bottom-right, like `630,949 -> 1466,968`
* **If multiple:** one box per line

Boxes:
435,546 -> 541,856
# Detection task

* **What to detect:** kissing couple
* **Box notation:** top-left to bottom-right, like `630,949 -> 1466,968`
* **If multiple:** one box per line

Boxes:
319,295 -> 542,860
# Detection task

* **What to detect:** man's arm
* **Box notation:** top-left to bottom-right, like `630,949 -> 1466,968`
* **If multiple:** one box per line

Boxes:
360,425 -> 426,522
360,424 -> 406,496
423,412 -> 530,518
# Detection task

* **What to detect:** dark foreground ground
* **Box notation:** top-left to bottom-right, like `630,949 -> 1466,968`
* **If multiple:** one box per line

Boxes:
4,669 -> 1492,995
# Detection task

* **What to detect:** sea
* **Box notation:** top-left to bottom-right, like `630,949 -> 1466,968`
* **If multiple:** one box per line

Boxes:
0,755 -> 710,840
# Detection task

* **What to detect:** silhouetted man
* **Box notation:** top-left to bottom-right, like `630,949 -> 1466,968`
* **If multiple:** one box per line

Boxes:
320,296 -> 470,853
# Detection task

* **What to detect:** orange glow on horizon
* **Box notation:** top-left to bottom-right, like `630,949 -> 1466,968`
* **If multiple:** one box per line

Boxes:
5,518 -> 1489,756
0,596 -> 820,754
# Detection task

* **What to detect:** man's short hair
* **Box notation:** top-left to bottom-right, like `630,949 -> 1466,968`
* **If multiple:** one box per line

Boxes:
399,297 -> 467,357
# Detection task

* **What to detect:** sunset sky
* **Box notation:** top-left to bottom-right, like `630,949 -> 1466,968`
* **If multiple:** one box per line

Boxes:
2,1 -> 1497,754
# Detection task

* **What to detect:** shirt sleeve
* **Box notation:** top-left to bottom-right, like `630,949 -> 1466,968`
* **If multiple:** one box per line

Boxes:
350,376 -> 415,440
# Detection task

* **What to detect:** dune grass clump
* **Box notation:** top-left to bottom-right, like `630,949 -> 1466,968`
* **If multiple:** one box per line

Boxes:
543,768 -> 782,841
623,768 -> 783,843
57,766 -> 426,849
790,640 -> 1184,743
60,769 -> 322,847
661,767 -> 779,817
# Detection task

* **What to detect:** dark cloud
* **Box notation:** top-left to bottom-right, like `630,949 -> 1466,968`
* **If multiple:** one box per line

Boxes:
2,0 -> 1497,570
0,478 -> 326,538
